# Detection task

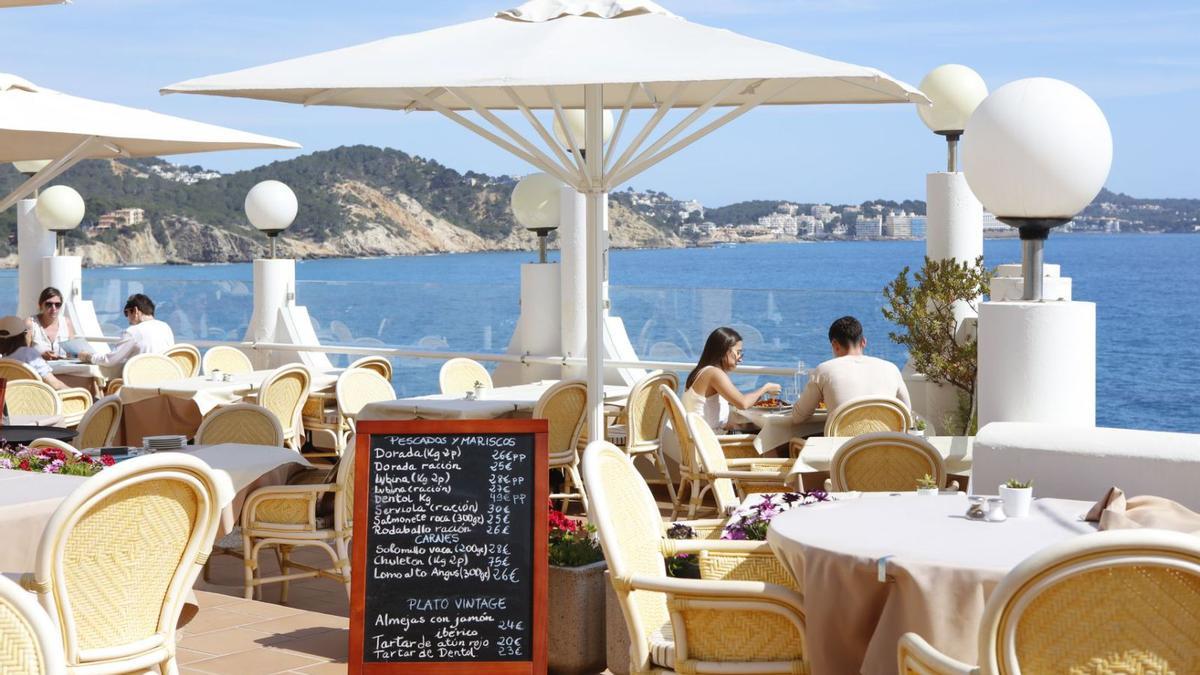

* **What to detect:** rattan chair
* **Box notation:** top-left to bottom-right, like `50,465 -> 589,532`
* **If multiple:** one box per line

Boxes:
438,357 -> 492,395
335,368 -> 396,432
201,346 -> 254,376
5,380 -> 63,418
534,380 -> 588,513
20,453 -> 221,675
103,378 -> 123,397
825,395 -> 912,436
196,403 -> 285,447
0,359 -> 93,427
163,344 -> 201,378
898,529 -> 1200,675
0,573 -> 65,675
0,358 -> 40,382
582,441 -> 810,674
240,443 -> 355,601
122,353 -> 184,387
303,366 -> 394,459
602,370 -> 679,505
659,385 -> 760,518
27,438 -> 80,454
684,411 -> 791,517
828,432 -> 949,493
72,396 -> 122,451
347,355 -> 392,381
257,365 -> 311,452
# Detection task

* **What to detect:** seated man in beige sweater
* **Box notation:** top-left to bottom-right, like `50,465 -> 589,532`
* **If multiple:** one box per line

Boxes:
792,315 -> 911,423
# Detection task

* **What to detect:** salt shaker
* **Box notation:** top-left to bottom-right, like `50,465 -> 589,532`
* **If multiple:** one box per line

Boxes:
965,496 -> 987,520
986,497 -> 1008,522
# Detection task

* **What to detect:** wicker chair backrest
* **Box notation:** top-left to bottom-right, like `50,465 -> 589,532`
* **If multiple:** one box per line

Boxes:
163,344 -> 201,378
201,346 -> 253,376
36,453 -> 220,668
348,355 -> 392,381
438,357 -> 492,395
625,370 -> 678,451
0,358 -> 40,382
6,380 -> 62,417
75,396 -> 122,450
660,385 -> 693,474
335,369 -> 395,419
684,412 -> 739,513
0,574 -> 64,675
196,403 -> 285,447
122,354 -> 183,387
532,380 -> 587,465
829,432 -> 945,492
824,395 -> 912,437
28,438 -> 79,454
258,366 -> 311,434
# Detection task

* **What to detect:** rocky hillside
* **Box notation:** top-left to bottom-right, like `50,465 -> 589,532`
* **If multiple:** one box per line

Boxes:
0,146 -> 683,267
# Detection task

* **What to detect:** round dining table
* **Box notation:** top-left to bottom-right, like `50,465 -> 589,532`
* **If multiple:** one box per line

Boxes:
767,493 -> 1097,675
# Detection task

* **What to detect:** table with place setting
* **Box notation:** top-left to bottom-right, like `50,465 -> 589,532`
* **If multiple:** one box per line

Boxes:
358,379 -> 629,422
766,492 -> 1097,675
731,402 -> 827,454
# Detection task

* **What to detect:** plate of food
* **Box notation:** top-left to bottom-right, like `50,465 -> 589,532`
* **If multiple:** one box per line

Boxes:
751,397 -> 791,411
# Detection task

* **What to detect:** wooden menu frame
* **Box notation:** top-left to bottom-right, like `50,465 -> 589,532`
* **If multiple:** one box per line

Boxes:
349,419 -> 549,675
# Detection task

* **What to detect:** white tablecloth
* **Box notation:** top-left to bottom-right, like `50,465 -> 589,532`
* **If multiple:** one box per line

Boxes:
360,380 -> 629,421
730,407 -> 827,454
120,368 -> 342,415
767,493 -> 1095,675
0,443 -> 310,573
788,435 -> 974,485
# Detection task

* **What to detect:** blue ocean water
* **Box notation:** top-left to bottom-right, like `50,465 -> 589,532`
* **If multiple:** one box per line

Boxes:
2,233 -> 1195,432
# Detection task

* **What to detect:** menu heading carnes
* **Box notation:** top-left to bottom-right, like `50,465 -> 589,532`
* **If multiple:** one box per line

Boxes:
350,419 -> 548,675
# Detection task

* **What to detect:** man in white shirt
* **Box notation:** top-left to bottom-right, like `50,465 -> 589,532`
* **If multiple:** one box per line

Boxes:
792,316 -> 911,423
80,293 -> 175,368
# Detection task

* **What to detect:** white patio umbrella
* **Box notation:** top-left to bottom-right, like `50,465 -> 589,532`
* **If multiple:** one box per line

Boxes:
0,73 -> 299,211
163,0 -> 927,439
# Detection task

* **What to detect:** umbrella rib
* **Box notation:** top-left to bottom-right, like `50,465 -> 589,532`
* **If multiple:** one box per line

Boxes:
445,87 -> 578,185
504,87 -> 580,182
614,79 -> 746,180
403,88 -> 579,188
545,88 -> 589,182
610,81 -> 800,188
602,85 -> 639,175
0,134 -> 101,212
605,81 -> 686,184
834,75 -> 918,103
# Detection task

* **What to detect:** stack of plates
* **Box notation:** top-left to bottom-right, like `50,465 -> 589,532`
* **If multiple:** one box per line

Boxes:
142,435 -> 187,452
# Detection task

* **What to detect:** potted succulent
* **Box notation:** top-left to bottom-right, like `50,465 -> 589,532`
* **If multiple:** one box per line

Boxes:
915,474 -> 940,497
999,478 -> 1033,518
547,505 -> 606,675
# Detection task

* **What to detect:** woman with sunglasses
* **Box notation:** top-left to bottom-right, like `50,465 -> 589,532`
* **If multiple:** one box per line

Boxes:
27,287 -> 74,361
682,326 -> 781,432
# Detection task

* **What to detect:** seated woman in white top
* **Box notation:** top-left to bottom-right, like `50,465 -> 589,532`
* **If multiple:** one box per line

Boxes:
0,315 -> 71,390
682,326 -> 781,432
27,286 -> 73,360
80,293 -> 176,368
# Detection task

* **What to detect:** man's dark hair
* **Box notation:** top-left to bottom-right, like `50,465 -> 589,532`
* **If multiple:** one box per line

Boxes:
828,316 -> 864,348
124,293 -> 156,316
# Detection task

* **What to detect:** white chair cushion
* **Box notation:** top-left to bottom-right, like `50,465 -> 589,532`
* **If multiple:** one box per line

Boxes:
649,623 -> 675,669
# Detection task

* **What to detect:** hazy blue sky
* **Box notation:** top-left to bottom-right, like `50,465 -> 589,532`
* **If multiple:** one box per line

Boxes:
2,0 -> 1197,205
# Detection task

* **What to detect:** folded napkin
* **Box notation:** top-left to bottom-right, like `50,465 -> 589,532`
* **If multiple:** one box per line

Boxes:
1085,487 -> 1200,535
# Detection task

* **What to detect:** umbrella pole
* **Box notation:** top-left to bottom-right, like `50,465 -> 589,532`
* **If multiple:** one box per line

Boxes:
584,85 -> 607,444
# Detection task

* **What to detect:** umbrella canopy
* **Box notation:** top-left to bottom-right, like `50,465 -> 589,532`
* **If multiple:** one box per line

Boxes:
162,0 -> 927,440
0,0 -> 66,7
0,73 -> 299,210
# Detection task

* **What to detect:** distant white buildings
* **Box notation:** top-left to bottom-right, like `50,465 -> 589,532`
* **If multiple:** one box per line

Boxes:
856,214 -> 883,238
149,164 -> 221,184
883,211 -> 927,238
94,208 -> 145,231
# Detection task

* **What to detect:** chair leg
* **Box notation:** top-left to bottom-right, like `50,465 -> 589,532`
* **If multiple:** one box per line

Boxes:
336,536 -> 352,599
566,464 -> 588,514
653,445 -> 678,506
277,546 -> 291,605
161,656 -> 179,675
687,477 -> 703,519
242,532 -> 256,600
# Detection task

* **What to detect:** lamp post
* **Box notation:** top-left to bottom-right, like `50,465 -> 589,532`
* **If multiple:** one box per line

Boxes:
917,64 -> 988,172
553,109 -> 614,161
962,78 -> 1112,301
35,185 -> 84,255
245,180 -> 298,259
512,173 -> 563,263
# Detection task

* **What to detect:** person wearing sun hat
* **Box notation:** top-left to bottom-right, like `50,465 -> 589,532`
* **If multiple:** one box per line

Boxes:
0,315 -> 70,390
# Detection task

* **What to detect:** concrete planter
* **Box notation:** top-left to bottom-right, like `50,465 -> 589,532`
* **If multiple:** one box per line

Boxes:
549,560 -> 607,675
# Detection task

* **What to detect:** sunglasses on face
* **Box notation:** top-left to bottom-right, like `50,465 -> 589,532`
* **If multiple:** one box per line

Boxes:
43,301 -> 62,308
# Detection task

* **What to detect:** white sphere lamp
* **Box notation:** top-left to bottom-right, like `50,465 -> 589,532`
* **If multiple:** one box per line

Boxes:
35,185 -> 85,255
917,64 -> 988,172
244,180 -> 298,259
12,159 -> 52,176
511,172 -> 564,263
962,77 -> 1112,301
553,109 -> 614,157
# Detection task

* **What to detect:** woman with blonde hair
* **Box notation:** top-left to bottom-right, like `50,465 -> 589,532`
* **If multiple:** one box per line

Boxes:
27,286 -> 74,360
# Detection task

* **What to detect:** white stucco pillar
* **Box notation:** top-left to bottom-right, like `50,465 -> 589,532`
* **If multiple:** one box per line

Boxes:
559,186 -> 587,379
978,300 -> 1096,428
246,258 -> 296,368
17,199 -> 56,318
493,262 -> 562,386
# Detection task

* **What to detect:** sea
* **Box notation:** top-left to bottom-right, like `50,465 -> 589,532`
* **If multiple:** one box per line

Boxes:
3,233 -> 1196,433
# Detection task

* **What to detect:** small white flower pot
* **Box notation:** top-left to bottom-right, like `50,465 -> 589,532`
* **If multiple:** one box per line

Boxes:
916,487 -> 939,497
999,485 -> 1033,518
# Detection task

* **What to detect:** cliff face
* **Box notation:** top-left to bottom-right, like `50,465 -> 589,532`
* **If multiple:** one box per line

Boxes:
0,146 -> 684,267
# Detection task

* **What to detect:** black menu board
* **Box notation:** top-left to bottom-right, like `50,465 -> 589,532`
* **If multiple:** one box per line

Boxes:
350,419 -> 548,675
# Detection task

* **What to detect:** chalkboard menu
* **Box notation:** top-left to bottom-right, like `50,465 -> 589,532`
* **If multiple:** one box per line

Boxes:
350,419 -> 548,675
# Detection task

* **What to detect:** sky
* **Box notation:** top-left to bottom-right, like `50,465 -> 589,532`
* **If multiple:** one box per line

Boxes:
2,0 -> 1198,206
